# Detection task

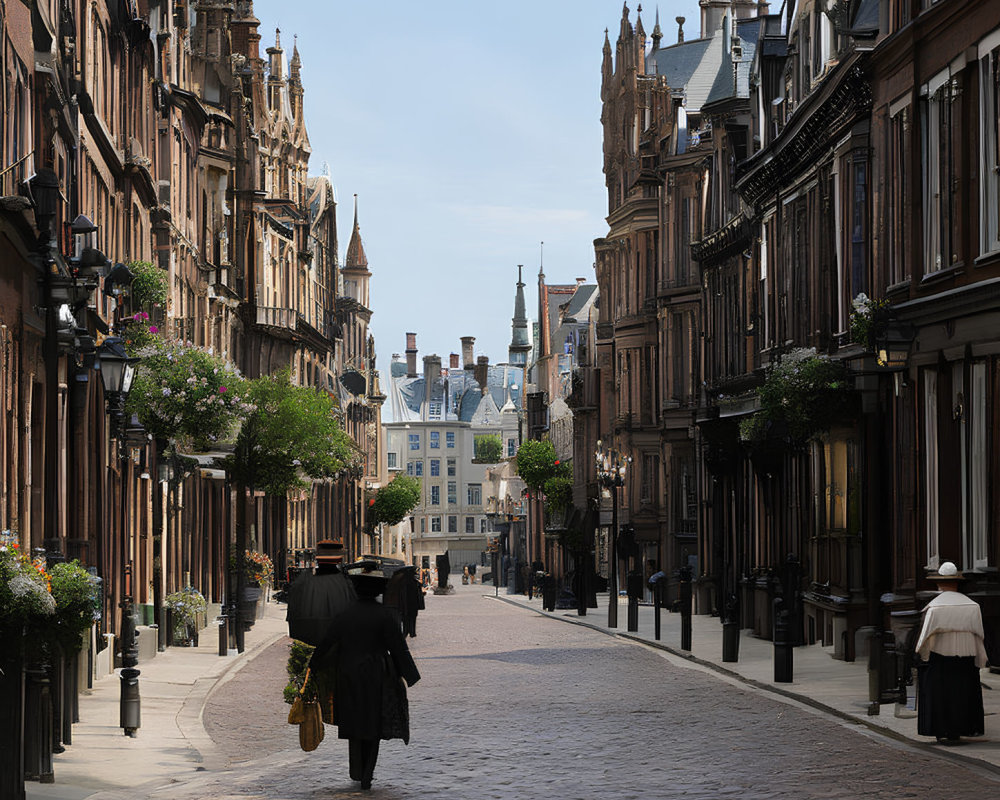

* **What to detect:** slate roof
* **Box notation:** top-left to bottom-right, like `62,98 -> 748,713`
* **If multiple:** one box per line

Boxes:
704,18 -> 763,106
389,363 -> 522,424
646,26 -> 726,111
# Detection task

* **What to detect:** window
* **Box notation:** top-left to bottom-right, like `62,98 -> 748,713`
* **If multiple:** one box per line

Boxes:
481,519 -> 488,533
387,452 -> 398,469
446,432 -> 455,448
921,71 -> 957,274
640,454 -> 657,503
430,485 -> 440,505
447,458 -> 456,477
448,516 -> 457,533
429,402 -> 442,418
430,431 -> 440,449
420,517 -> 426,533
430,459 -> 440,477
507,437 -> 517,457
409,433 -> 420,451
447,481 -> 457,505
887,99 -> 910,285
823,438 -> 849,530
406,461 -> 414,476
923,369 -> 940,569
465,517 -> 475,533
968,362 -> 989,568
414,461 -> 423,477
431,516 -> 441,532
468,484 -> 482,506
979,30 -> 1000,255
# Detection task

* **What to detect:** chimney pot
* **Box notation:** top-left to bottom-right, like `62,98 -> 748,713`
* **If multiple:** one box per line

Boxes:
461,336 -> 476,370
676,16 -> 685,43
449,353 -> 460,369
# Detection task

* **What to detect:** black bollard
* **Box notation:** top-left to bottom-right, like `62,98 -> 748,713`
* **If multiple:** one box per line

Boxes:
24,665 -> 54,783
678,566 -> 692,651
773,599 -> 793,683
218,615 -> 229,657
119,668 -> 141,736
626,571 -> 642,632
722,592 -> 740,663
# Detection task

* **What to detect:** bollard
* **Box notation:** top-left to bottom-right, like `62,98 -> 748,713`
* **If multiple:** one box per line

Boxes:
119,667 -> 141,736
217,615 -> 229,657
722,592 -> 740,663
24,665 -> 54,783
678,566 -> 692,651
626,571 -> 642,632
773,599 -> 793,683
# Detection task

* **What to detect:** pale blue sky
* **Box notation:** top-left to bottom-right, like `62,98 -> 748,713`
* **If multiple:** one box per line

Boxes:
252,0 -> 701,382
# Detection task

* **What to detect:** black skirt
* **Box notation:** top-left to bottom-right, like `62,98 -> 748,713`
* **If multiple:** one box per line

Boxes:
916,653 -> 984,739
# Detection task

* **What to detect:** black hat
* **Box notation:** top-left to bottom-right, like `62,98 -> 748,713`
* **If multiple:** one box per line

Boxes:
345,560 -> 387,595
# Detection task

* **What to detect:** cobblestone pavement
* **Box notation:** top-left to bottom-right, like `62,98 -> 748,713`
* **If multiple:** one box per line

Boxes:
98,585 -> 1000,799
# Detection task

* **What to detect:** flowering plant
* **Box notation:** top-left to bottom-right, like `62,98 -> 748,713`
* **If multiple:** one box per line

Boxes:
245,550 -> 274,586
49,561 -> 101,653
0,537 -> 56,636
740,348 -> 854,446
121,311 -> 161,355
126,339 -> 249,451
849,293 -> 890,350
164,586 -> 207,637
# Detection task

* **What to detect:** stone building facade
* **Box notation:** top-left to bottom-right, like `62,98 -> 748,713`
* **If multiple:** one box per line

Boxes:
0,5 -> 382,789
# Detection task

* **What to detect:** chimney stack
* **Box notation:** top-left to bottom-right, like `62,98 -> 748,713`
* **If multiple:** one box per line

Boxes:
449,353 -> 460,369
423,354 -> 442,405
676,16 -> 685,43
474,355 -> 489,395
405,332 -> 417,378
461,336 -> 475,370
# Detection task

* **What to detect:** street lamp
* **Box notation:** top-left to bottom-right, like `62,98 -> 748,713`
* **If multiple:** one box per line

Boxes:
96,336 -> 142,737
595,440 -> 630,629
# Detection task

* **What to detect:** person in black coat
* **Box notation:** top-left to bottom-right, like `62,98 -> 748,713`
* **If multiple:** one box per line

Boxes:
383,566 -> 424,638
309,563 -> 420,790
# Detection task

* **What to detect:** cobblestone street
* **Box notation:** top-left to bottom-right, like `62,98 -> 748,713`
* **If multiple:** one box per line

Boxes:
98,584 -> 1000,799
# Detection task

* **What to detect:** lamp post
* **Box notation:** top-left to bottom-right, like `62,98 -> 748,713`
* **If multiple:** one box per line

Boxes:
96,336 -> 142,737
595,440 -> 629,629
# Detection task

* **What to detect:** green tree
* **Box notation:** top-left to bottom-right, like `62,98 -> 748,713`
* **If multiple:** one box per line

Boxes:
225,370 -> 357,496
473,433 -> 503,463
370,474 -> 421,527
128,260 -> 168,312
514,438 -> 560,490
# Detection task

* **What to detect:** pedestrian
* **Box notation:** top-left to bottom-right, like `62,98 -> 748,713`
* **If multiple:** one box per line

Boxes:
914,561 -> 986,744
309,561 -> 421,790
383,565 -> 424,638
285,540 -> 356,646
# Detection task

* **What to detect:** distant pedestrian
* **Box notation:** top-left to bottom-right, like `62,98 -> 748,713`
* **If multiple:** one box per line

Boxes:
309,561 -> 420,790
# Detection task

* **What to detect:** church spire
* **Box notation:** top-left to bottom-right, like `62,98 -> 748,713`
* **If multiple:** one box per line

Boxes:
652,7 -> 663,51
344,194 -> 368,272
508,264 -> 531,366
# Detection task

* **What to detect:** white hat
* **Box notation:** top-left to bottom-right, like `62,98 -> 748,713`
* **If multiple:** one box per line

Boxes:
938,561 -> 958,576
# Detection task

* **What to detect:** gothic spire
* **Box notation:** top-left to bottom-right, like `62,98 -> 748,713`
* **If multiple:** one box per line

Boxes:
508,265 -> 531,365
344,194 -> 368,272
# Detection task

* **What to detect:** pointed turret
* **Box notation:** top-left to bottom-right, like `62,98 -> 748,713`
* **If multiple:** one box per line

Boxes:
508,265 -> 531,366
651,7 -> 663,51
342,195 -> 371,308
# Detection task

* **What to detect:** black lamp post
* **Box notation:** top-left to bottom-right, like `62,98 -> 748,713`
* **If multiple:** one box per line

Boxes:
596,440 -> 629,629
96,336 -> 142,736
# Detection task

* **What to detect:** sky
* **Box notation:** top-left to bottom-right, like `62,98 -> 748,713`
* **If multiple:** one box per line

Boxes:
252,0 -> 701,384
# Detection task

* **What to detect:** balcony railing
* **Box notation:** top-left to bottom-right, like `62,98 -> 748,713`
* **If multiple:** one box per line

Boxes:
256,306 -> 296,330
